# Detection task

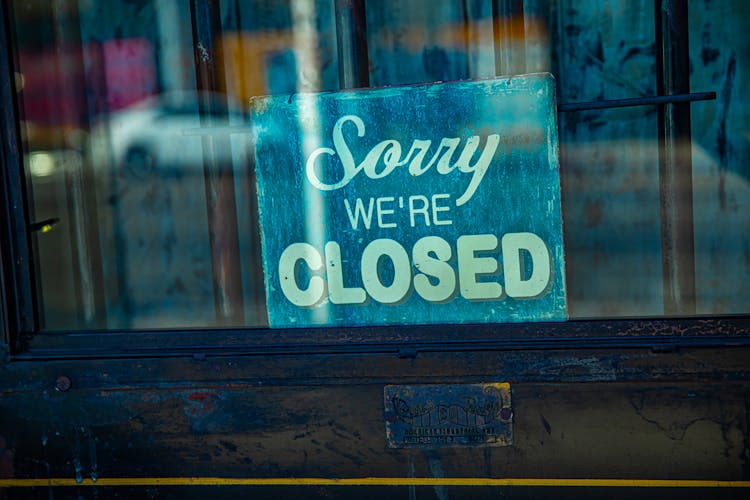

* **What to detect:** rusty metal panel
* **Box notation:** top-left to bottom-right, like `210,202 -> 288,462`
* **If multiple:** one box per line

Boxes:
384,383 -> 512,448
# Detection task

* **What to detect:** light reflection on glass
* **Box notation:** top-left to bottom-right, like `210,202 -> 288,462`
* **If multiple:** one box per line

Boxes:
292,0 -> 331,325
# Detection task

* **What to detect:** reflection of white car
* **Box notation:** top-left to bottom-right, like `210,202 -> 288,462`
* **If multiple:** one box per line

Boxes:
92,92 -> 252,177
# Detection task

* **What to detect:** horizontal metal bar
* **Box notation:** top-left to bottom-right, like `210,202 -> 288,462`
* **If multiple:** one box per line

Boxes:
182,126 -> 253,136
559,91 -> 715,112
12,335 -> 750,362
14,315 -> 750,361
29,217 -> 60,233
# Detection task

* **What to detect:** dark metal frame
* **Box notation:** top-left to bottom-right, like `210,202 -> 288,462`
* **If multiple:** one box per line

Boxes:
1,0 -> 747,362
11,316 -> 750,361
558,91 -> 714,112
189,0 -> 245,325
655,0 -> 697,315
0,0 -> 37,353
335,0 -> 370,89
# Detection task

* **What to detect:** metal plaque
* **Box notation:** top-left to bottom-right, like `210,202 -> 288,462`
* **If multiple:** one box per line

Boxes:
251,74 -> 566,328
384,383 -> 512,448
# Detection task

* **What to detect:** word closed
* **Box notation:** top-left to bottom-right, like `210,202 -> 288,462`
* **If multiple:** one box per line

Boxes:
279,233 -> 551,307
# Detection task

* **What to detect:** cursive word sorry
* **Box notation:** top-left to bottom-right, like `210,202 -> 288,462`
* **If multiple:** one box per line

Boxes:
305,115 -> 500,206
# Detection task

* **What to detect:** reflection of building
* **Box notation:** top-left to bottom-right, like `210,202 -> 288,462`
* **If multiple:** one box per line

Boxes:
10,0 -> 750,330
220,32 -> 298,101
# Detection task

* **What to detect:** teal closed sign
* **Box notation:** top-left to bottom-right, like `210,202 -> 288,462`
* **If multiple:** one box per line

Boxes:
251,74 -> 566,328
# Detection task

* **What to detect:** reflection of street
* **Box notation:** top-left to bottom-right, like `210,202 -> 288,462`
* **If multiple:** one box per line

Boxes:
91,91 -> 248,176
563,139 -> 750,317
23,88 -> 256,328
25,138 -> 90,328
12,0 -> 750,329
88,92 -> 252,328
112,167 -> 213,328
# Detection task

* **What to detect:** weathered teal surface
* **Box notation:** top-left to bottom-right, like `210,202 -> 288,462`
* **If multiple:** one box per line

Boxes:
251,74 -> 566,328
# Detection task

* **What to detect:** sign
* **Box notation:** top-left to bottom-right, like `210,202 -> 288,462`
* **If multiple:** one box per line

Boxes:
251,74 -> 566,328
384,383 -> 513,448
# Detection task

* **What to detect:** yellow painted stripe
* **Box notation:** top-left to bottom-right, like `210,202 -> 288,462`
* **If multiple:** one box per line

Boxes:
0,478 -> 748,488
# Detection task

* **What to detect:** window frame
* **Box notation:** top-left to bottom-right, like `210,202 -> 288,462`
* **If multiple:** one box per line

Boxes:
1,0 -> 37,355
2,0 -> 749,362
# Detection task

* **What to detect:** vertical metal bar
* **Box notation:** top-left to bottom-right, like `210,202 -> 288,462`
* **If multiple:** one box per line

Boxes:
231,0 -> 250,101
460,0 -> 472,78
52,0 -> 107,328
335,0 -> 370,89
0,0 -> 37,349
655,0 -> 696,315
189,0 -> 245,325
230,0 -> 266,325
492,0 -> 525,76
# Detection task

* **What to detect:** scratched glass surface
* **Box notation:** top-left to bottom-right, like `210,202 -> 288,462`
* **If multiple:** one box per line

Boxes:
7,0 -> 750,331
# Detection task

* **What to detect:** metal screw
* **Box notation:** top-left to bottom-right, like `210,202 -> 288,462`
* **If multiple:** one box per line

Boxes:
500,407 -> 513,421
55,376 -> 72,392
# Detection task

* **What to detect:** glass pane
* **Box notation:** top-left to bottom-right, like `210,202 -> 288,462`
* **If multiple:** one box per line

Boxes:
689,1 -> 750,315
6,0 -> 750,332
553,1 -> 662,317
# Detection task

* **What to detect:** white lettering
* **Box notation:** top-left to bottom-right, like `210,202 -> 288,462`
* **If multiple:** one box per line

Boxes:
502,232 -> 551,298
343,197 -> 375,230
433,138 -> 461,174
361,239 -> 411,304
431,193 -> 452,225
403,139 -> 433,175
376,196 -> 397,228
278,243 -> 326,307
457,234 -> 503,300
362,140 -> 402,179
324,241 -> 366,305
276,233 -> 552,307
413,236 -> 456,302
304,115 -> 498,206
305,115 -> 364,191
453,135 -> 500,206
409,195 -> 430,227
